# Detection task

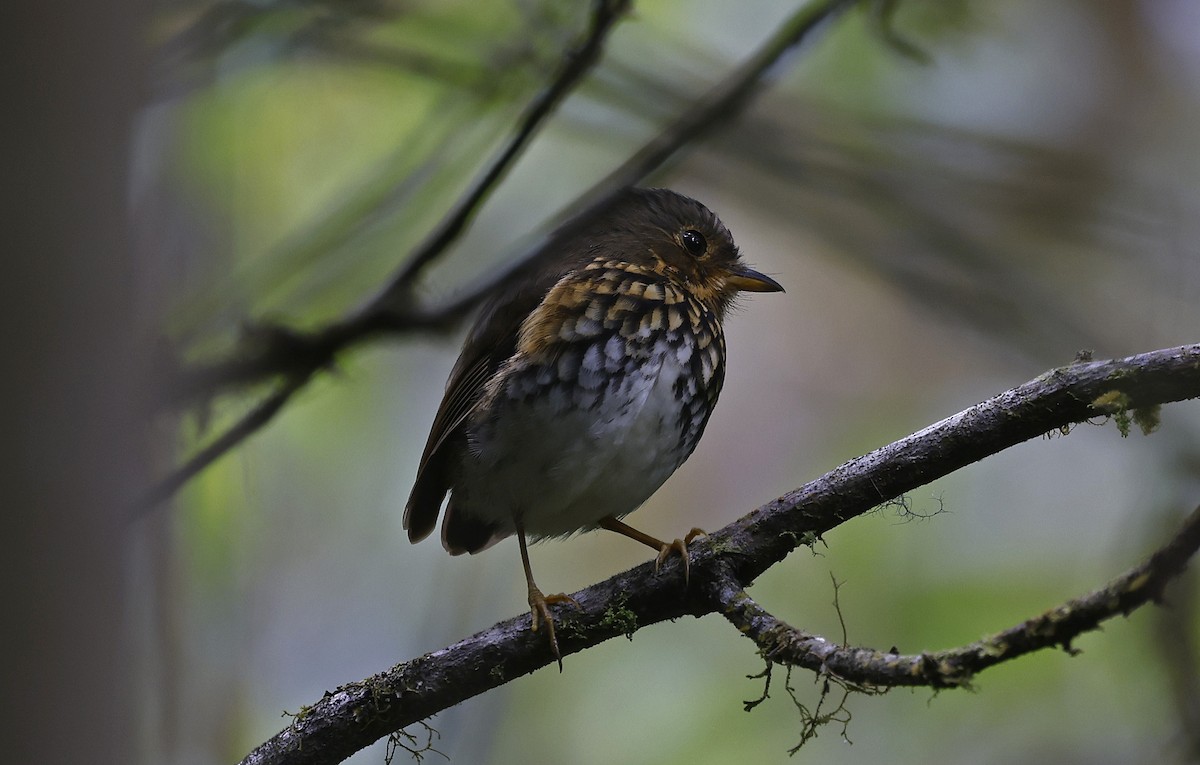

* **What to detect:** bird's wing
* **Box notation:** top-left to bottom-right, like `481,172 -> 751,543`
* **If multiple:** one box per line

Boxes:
402,279 -> 550,544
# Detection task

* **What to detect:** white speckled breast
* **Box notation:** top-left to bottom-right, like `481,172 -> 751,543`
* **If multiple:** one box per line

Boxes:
451,263 -> 726,540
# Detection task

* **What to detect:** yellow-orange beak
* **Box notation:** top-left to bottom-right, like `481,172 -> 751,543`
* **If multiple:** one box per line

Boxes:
726,265 -> 784,293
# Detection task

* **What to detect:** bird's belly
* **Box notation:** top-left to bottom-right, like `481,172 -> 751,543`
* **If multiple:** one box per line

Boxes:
459,346 -> 695,538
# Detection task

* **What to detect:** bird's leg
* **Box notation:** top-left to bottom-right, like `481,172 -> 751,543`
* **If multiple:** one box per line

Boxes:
598,516 -> 707,584
516,522 -> 578,670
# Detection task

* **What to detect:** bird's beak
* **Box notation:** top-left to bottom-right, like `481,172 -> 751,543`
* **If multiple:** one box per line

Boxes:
726,265 -> 784,293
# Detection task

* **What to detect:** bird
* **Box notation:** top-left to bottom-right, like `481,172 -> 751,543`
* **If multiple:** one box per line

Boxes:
403,187 -> 783,664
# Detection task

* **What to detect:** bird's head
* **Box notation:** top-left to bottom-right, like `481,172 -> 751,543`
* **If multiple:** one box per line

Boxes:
595,188 -> 784,316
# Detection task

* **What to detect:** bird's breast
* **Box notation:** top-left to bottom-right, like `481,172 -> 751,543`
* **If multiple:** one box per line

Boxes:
502,290 -> 726,453
458,291 -> 727,537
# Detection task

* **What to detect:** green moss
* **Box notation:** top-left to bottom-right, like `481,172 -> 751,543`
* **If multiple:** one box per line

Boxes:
1090,390 -> 1131,413
1090,390 -> 1159,437
1132,404 -> 1161,435
599,594 -> 639,640
707,536 -> 742,556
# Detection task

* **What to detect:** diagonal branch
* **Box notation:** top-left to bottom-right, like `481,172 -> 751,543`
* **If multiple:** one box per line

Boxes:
238,343 -> 1200,765
373,0 -> 632,296
712,503 -> 1200,688
152,0 -> 858,510
139,373 -> 313,510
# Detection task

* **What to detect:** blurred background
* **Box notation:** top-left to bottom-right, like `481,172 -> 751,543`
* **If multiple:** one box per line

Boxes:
31,0 -> 1200,763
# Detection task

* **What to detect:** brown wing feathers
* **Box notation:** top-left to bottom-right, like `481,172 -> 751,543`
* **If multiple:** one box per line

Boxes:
402,284 -> 548,546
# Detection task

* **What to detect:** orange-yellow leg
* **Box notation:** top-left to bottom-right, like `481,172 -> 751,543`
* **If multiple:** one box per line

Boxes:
517,524 -> 579,670
598,516 -> 707,583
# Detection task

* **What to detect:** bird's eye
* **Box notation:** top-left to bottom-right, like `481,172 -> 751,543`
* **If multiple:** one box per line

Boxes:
681,229 -> 707,257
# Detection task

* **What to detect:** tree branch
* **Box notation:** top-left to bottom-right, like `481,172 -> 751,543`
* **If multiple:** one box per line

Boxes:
238,343 -> 1200,765
151,0 -> 857,510
713,503 -> 1200,688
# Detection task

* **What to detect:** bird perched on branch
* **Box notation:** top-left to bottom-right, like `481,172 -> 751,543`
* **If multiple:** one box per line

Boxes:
404,187 -> 783,664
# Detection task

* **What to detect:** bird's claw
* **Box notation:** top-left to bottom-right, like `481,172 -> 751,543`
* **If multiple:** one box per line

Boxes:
528,587 -> 581,670
653,527 -> 707,584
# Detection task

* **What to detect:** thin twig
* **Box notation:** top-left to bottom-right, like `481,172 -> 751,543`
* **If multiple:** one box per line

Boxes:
139,374 -> 312,512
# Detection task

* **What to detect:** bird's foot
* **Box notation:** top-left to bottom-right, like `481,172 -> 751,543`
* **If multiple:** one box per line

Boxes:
654,527 -> 708,584
528,586 -> 581,670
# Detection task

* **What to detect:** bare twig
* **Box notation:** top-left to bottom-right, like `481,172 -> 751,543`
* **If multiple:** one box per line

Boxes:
238,343 -> 1200,765
139,374 -> 312,510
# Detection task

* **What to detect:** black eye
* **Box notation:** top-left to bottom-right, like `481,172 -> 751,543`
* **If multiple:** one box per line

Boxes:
681,229 -> 707,256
